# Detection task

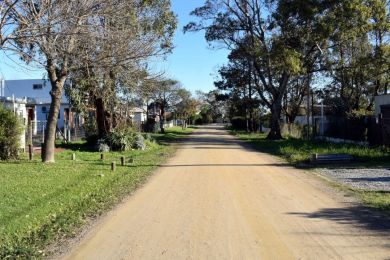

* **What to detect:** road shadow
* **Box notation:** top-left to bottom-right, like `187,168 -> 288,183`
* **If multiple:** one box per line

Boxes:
126,163 -> 289,168
348,177 -> 390,182
288,205 -> 390,234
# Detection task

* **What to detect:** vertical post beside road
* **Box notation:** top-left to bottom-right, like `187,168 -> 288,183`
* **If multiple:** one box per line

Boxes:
111,162 -> 116,172
28,144 -> 33,160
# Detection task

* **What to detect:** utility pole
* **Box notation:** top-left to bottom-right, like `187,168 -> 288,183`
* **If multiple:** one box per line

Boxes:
306,75 -> 311,140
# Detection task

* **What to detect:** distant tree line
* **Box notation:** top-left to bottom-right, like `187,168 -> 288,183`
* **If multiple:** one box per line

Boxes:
186,0 -> 389,139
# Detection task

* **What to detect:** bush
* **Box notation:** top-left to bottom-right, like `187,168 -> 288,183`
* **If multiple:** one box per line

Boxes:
97,139 -> 110,152
0,106 -> 22,160
107,126 -> 135,151
230,117 -> 247,130
83,116 -> 98,146
133,133 -> 146,150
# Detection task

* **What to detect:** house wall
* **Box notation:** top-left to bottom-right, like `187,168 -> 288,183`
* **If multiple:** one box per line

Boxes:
35,103 -> 70,131
375,94 -> 390,117
2,79 -> 67,103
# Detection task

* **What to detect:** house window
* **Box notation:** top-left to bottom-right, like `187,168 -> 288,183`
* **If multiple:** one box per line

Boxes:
33,84 -> 43,90
41,106 -> 47,113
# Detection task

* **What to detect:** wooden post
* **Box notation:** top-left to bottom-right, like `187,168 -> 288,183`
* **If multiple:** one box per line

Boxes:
28,121 -> 33,146
41,143 -> 45,161
28,144 -> 33,160
72,153 -> 76,161
100,153 -> 104,160
120,156 -> 125,166
111,162 -> 116,171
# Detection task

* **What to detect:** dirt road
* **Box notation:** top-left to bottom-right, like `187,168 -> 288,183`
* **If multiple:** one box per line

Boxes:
62,125 -> 390,259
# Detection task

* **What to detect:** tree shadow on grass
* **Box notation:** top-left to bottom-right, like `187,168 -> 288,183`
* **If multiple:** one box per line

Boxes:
55,142 -> 94,152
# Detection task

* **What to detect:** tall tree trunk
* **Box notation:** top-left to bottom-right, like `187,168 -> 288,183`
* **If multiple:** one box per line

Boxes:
267,101 -> 283,140
96,98 -> 110,139
42,77 -> 66,163
159,105 -> 165,133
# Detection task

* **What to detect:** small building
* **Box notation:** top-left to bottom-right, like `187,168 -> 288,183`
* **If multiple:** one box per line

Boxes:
1,79 -> 78,135
1,79 -> 67,103
129,107 -> 147,124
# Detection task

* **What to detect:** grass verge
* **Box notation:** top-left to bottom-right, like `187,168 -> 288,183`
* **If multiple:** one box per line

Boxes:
231,130 -> 390,166
231,130 -> 390,212
0,127 -> 192,258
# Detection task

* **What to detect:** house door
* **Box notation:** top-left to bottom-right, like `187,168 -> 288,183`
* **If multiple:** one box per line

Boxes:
27,108 -> 34,123
64,108 -> 70,126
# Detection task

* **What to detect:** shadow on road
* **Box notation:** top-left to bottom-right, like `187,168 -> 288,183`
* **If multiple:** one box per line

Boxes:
288,205 -> 390,234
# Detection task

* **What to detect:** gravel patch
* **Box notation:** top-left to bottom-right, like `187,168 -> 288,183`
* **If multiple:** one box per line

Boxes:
320,168 -> 390,191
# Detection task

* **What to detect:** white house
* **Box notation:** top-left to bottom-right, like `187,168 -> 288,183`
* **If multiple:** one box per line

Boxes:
129,107 -> 147,124
1,79 -> 71,134
1,79 -> 67,103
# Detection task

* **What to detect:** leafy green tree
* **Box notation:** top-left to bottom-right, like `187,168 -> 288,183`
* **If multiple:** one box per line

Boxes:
186,0 -> 329,139
0,106 -> 22,160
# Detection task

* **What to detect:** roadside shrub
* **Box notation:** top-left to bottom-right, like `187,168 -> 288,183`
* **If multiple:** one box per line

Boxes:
107,127 -> 135,151
0,106 -> 22,160
83,116 -> 98,146
97,139 -> 110,152
133,133 -> 146,150
145,133 -> 152,141
231,116 -> 247,130
194,117 -> 203,125
144,118 -> 159,133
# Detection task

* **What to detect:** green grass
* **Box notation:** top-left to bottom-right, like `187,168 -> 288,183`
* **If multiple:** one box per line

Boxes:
0,127 -> 192,258
232,130 -> 390,166
357,191 -> 390,211
231,130 -> 390,212
152,126 -> 194,144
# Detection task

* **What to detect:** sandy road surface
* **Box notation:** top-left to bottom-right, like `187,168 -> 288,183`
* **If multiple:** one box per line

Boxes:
62,125 -> 390,260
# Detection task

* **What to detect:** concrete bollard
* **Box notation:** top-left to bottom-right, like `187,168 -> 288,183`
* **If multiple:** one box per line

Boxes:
111,162 -> 116,171
72,153 -> 76,161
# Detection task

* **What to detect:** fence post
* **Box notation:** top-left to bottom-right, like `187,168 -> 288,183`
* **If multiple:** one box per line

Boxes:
71,153 -> 76,161
68,126 -> 71,142
28,121 -> 33,146
111,162 -> 116,171
41,143 -> 45,161
28,144 -> 33,160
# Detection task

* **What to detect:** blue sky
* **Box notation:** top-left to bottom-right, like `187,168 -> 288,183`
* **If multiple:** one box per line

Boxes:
0,0 -> 228,94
